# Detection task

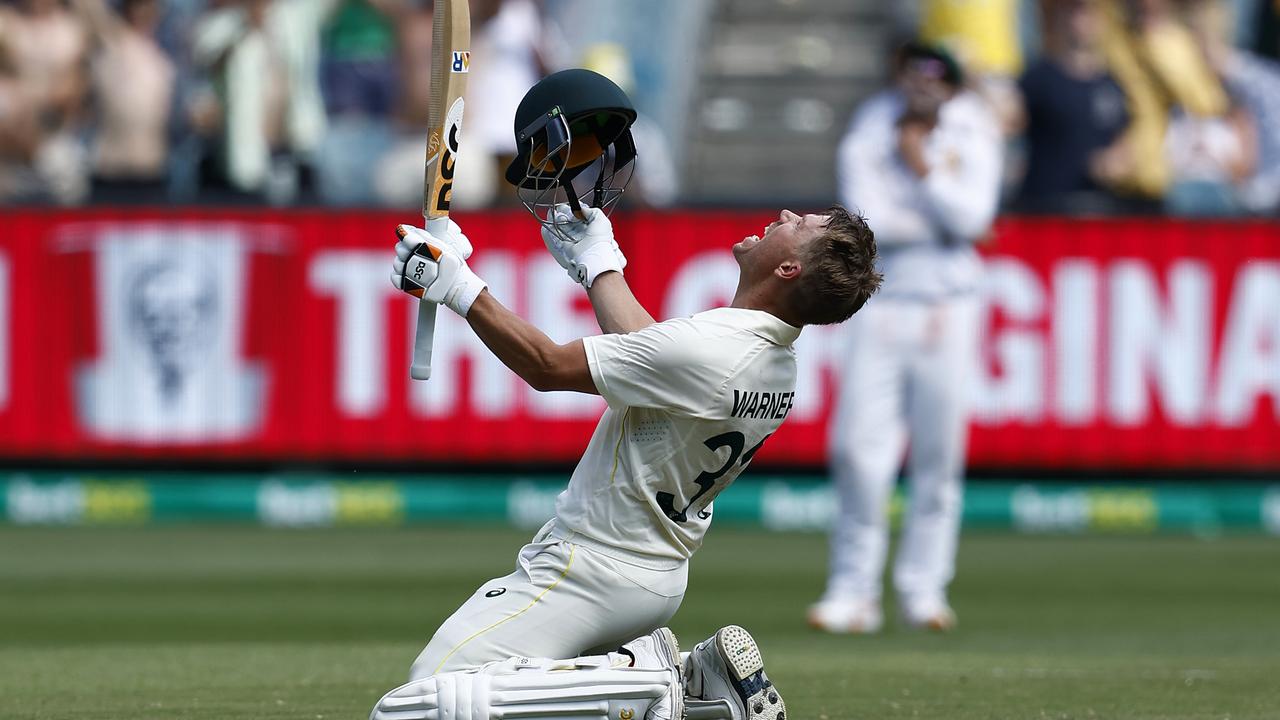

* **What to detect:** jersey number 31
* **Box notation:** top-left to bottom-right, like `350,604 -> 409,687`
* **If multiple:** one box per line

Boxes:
656,431 -> 769,523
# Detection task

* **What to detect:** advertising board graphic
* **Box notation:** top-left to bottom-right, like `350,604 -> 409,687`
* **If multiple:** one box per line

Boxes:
3,472 -> 1277,534
0,210 -> 1276,469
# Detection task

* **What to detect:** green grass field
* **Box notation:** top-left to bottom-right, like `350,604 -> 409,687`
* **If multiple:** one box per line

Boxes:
1,526 -> 1277,720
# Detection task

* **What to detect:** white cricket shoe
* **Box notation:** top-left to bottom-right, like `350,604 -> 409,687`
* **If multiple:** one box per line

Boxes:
620,627 -> 684,720
901,602 -> 957,632
684,625 -> 785,720
806,598 -> 883,634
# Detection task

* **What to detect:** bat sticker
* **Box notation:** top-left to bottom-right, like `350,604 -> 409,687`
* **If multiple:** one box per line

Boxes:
451,51 -> 471,73
431,97 -> 466,214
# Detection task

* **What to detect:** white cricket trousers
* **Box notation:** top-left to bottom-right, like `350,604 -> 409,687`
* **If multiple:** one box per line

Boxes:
409,521 -> 687,678
824,295 -> 980,611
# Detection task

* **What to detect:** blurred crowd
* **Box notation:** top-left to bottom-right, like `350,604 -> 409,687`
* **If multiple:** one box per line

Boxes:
0,0 -> 1276,215
0,0 -> 589,206
906,0 -> 1280,216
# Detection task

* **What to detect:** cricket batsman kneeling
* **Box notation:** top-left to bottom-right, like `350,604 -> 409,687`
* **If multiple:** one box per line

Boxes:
372,69 -> 882,720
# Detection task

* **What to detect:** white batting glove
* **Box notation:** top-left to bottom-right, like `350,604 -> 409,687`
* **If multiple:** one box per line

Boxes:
392,223 -> 487,317
428,218 -> 474,260
540,204 -> 626,288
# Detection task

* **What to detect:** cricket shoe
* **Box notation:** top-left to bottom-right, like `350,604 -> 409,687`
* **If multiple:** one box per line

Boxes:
684,625 -> 785,720
806,598 -> 883,634
900,601 -> 957,632
619,627 -> 684,720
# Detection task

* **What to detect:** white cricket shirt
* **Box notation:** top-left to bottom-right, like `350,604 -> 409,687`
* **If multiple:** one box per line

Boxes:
836,89 -> 1002,302
549,307 -> 801,567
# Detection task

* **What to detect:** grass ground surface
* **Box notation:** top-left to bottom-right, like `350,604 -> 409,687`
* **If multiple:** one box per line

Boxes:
1,526 -> 1277,720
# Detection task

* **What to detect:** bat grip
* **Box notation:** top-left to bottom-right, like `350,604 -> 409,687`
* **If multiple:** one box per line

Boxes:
410,216 -> 450,381
410,302 -> 437,380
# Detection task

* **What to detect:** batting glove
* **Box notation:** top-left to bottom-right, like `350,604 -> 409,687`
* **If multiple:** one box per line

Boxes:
540,204 -> 626,288
392,222 -> 487,317
427,218 -> 475,260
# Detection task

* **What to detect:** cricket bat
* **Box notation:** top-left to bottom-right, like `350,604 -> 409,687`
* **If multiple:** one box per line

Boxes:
411,0 -> 471,380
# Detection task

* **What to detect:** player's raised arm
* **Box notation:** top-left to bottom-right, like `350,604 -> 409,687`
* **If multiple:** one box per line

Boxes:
540,204 -> 655,334
391,222 -> 596,395
586,272 -> 656,334
464,292 -> 596,394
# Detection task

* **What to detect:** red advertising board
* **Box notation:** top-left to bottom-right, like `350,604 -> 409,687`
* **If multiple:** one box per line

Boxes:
0,210 -> 1276,469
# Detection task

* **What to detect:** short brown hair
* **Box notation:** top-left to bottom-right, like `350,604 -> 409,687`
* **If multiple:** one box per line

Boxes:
786,205 -> 881,325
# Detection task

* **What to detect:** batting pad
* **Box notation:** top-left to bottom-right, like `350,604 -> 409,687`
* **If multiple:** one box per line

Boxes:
371,656 -> 679,720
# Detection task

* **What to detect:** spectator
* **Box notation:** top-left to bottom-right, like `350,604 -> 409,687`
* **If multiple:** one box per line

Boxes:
1017,0 -> 1132,213
314,0 -> 407,204
1189,0 -> 1280,214
320,0 -> 401,118
457,0 -> 554,208
811,42 -> 1002,635
0,0 -> 91,203
918,0 -> 1026,133
1099,0 -> 1230,200
73,0 -> 175,204
0,58 -> 40,201
159,0 -> 224,203
192,0 -> 336,203
920,0 -> 1024,76
580,42 -> 678,208
371,0 -> 432,207
1161,100 -> 1254,215
317,0 -> 407,119
391,0 -> 433,131
1252,0 -> 1278,59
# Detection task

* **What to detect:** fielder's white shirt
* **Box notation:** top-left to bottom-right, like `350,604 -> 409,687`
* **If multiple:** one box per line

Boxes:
549,307 -> 800,566
837,89 -> 1002,301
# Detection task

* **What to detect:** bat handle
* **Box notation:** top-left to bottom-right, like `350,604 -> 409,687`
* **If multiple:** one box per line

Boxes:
410,216 -> 450,380
410,301 -> 437,380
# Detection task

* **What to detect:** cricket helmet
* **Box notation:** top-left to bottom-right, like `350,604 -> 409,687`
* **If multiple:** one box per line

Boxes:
506,68 -> 638,226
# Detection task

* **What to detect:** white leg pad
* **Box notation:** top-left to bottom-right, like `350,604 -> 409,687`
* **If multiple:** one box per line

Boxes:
372,656 -> 679,720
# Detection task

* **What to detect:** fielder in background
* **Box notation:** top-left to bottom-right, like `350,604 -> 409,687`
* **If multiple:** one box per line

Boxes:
374,69 -> 882,720
809,41 -> 1002,634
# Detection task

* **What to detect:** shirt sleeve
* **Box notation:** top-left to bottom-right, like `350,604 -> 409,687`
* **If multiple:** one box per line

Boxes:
582,318 -> 724,416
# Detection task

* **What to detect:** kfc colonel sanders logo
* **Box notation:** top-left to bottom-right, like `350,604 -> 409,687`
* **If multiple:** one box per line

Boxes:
126,258 -> 219,402
68,224 -> 271,443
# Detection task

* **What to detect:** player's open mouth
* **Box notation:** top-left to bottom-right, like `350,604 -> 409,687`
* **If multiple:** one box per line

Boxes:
738,234 -> 761,251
